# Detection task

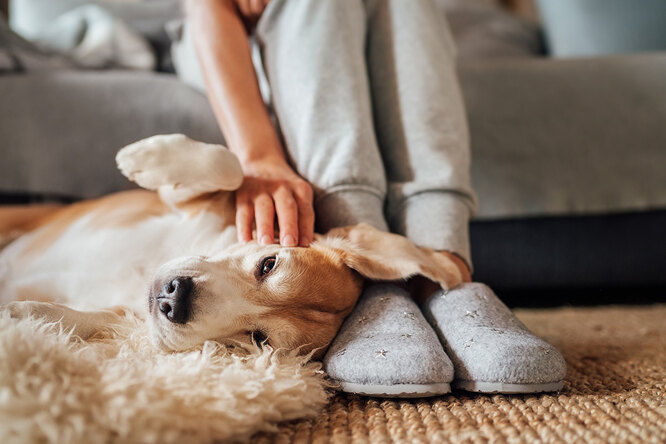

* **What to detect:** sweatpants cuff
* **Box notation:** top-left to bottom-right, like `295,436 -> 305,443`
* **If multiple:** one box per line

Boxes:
315,188 -> 389,233
389,192 -> 473,270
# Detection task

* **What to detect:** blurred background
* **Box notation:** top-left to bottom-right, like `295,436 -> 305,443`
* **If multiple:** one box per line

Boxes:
1,0 -> 665,306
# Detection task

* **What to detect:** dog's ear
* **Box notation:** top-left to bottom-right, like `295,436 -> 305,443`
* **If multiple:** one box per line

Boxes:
315,223 -> 462,290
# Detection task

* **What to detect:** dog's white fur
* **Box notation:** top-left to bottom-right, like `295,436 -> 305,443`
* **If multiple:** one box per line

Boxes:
0,134 -> 462,356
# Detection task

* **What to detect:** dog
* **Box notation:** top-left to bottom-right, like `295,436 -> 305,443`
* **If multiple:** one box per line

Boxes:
0,134 -> 462,357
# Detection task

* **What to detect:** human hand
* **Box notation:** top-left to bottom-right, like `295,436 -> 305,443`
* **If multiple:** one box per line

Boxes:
235,157 -> 314,247
232,0 -> 271,29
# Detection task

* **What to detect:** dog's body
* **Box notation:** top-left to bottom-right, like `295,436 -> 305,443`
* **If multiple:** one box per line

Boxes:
1,135 -> 462,356
1,190 -> 236,313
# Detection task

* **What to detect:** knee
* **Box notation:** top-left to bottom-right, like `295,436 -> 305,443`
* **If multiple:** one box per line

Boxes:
258,0 -> 365,33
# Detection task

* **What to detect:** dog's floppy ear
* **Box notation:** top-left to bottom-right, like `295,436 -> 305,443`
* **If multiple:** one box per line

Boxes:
316,223 -> 462,290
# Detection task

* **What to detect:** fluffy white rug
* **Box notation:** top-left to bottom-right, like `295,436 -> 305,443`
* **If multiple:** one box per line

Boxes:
0,313 -> 332,443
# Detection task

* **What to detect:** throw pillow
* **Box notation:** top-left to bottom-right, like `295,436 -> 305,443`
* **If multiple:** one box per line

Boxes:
536,0 -> 666,57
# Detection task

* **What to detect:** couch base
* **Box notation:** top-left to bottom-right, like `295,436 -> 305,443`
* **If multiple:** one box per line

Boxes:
471,210 -> 666,296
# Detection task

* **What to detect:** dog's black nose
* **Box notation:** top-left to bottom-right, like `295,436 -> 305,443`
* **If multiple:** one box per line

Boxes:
157,277 -> 193,324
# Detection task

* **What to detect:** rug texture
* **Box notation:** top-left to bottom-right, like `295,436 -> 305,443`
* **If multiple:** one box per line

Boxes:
0,313 -> 331,443
256,304 -> 666,443
1,305 -> 664,443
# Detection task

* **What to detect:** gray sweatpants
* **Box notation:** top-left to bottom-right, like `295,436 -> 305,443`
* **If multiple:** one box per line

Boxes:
179,0 -> 477,266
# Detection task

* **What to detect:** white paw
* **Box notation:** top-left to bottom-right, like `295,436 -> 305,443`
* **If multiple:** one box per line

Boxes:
3,302 -> 107,339
116,134 -> 244,192
4,301 -> 62,321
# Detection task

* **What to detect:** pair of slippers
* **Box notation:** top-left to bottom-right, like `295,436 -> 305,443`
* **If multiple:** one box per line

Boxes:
324,283 -> 566,397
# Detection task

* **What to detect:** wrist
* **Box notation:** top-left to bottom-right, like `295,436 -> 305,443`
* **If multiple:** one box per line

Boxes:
237,150 -> 290,174
229,133 -> 287,170
233,145 -> 285,169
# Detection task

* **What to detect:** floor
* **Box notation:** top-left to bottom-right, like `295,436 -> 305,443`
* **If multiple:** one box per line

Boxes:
255,305 -> 666,443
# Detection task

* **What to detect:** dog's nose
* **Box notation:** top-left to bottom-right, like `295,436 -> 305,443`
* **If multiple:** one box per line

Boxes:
157,277 -> 193,324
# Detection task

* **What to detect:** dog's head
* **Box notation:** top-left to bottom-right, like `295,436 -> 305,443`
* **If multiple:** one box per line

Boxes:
147,223 -> 462,357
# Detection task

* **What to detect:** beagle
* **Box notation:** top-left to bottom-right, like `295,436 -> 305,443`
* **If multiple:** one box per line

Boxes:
1,135 -> 462,356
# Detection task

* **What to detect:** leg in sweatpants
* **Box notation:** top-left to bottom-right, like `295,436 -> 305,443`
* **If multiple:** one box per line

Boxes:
256,1 -> 455,397
255,0 -> 389,233
361,1 -> 567,394
364,0 -> 477,267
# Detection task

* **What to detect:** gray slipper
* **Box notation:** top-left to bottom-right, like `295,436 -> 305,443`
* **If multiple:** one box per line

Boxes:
323,284 -> 454,398
422,282 -> 566,393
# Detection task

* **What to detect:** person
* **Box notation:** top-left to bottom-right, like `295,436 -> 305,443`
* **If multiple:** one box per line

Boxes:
183,0 -> 566,397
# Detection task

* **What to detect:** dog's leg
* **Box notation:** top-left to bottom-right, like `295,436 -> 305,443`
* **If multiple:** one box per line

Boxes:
4,301 -> 127,339
116,134 -> 244,207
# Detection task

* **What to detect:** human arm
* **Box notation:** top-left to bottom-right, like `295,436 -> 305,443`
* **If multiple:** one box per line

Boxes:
186,0 -> 314,247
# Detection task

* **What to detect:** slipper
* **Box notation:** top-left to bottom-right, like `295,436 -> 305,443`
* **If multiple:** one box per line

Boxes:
422,283 -> 566,393
323,284 -> 453,398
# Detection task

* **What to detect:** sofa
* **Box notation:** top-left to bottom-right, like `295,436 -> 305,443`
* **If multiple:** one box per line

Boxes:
1,0 -> 665,305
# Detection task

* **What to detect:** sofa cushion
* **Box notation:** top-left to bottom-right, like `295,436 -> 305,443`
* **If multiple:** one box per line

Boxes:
460,53 -> 666,219
0,71 -> 223,198
436,0 -> 543,59
3,54 -> 666,217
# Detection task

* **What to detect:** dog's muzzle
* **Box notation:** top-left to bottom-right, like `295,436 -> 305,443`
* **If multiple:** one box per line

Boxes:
152,276 -> 193,324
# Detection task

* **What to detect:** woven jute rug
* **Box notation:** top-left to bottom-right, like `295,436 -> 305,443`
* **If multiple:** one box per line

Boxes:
255,305 -> 666,443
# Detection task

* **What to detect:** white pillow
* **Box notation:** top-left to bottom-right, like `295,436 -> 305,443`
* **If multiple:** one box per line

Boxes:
537,0 -> 666,57
10,0 -> 182,43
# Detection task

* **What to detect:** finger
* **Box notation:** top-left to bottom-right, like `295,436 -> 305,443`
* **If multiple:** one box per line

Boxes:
254,193 -> 275,245
296,200 -> 314,247
250,0 -> 264,16
235,0 -> 252,17
293,183 -> 314,246
273,187 -> 299,247
235,194 -> 254,244
294,182 -> 315,247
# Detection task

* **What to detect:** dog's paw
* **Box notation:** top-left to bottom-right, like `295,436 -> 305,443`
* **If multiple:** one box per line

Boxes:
3,301 -> 62,321
3,302 -> 120,338
116,134 -> 243,193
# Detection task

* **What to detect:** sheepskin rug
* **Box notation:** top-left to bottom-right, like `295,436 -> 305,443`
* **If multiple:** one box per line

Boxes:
0,312 -> 332,443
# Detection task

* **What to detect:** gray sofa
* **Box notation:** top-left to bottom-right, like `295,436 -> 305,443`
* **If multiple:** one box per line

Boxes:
1,3 -> 665,304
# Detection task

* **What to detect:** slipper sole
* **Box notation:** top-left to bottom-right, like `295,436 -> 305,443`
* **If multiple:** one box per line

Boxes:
338,381 -> 451,398
454,379 -> 563,394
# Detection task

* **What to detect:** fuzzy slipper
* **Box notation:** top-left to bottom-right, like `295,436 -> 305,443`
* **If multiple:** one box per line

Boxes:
422,282 -> 566,394
323,284 -> 454,398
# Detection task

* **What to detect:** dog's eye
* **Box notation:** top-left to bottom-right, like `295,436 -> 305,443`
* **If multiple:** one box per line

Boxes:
251,330 -> 268,346
259,256 -> 277,277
